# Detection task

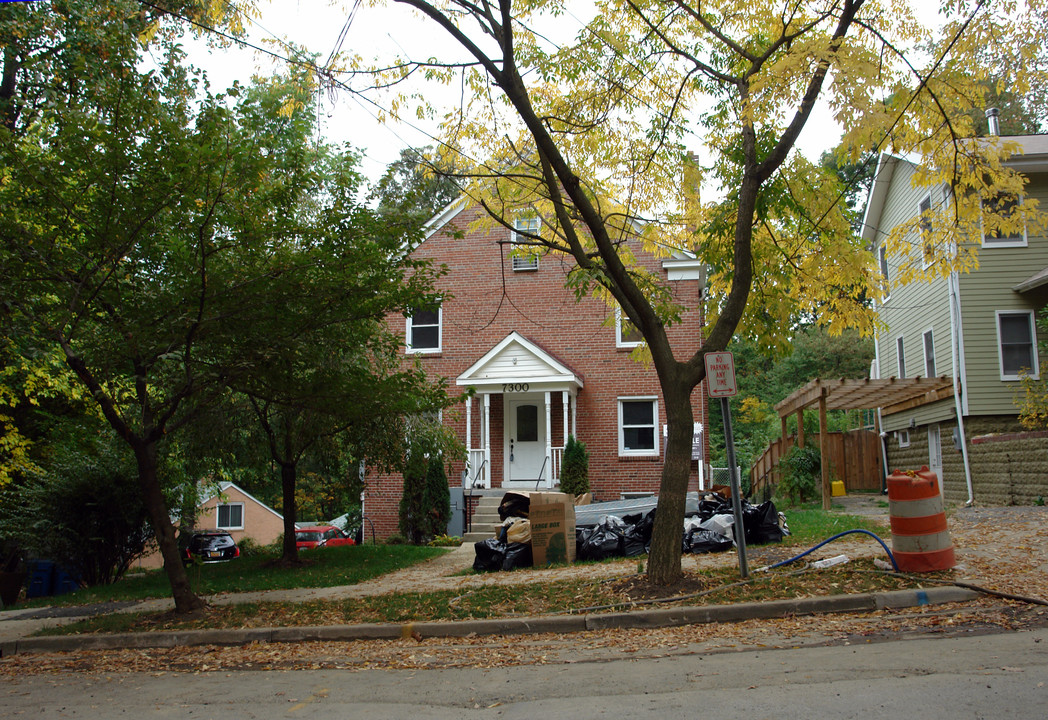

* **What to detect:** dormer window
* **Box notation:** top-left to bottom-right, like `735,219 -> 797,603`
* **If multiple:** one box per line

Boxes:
511,217 -> 540,271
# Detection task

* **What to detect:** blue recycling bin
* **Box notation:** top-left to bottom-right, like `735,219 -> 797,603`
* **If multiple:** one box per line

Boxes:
52,566 -> 80,596
25,560 -> 55,598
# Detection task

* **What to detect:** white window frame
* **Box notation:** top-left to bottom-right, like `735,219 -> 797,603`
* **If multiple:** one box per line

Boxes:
618,396 -> 659,457
996,310 -> 1039,381
511,217 -> 540,271
897,429 -> 910,448
878,245 -> 891,301
896,335 -> 906,378
216,502 -> 244,531
405,306 -> 442,354
922,329 -> 936,378
981,193 -> 1028,248
918,194 -> 934,269
615,308 -> 644,348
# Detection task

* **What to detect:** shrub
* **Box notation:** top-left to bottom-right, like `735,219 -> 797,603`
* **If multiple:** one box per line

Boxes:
774,445 -> 821,506
384,533 -> 408,545
0,441 -> 153,586
428,534 -> 463,547
560,435 -> 590,496
236,537 -> 272,557
399,455 -> 452,545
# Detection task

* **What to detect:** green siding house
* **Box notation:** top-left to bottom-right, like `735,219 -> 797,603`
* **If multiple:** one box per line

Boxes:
863,134 -> 1048,505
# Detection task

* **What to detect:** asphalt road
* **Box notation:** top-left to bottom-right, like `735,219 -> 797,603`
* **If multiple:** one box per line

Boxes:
5,627 -> 1046,719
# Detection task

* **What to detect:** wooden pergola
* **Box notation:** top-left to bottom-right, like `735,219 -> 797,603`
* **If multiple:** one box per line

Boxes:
774,376 -> 956,508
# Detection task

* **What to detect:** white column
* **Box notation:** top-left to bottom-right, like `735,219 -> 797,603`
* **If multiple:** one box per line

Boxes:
544,391 -> 553,488
483,393 -> 491,488
464,395 -> 472,488
562,390 -> 569,445
572,390 -> 577,437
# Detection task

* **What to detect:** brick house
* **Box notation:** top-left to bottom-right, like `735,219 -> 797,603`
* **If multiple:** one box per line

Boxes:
364,198 -> 711,538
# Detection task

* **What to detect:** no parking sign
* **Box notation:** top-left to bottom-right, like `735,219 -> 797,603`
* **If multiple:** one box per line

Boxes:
704,351 -> 737,397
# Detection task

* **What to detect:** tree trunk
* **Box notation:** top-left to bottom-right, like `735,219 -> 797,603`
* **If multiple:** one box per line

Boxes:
280,461 -> 300,563
132,441 -> 204,613
646,383 -> 696,585
1,47 -> 19,131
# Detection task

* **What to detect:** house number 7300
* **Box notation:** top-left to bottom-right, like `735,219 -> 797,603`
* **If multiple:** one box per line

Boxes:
503,383 -> 530,393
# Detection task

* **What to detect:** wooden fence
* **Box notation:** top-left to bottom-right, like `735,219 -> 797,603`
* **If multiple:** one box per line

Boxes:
749,429 -> 883,501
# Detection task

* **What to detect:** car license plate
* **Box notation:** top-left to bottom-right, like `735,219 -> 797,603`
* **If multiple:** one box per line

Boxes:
209,551 -> 222,558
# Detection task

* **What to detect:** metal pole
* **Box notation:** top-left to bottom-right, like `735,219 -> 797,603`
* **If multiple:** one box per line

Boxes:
721,396 -> 749,578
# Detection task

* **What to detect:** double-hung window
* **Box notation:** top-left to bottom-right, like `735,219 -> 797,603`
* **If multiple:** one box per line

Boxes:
511,217 -> 540,271
618,397 -> 658,456
918,195 -> 934,267
406,307 -> 441,353
216,503 -> 244,530
616,309 -> 644,348
878,245 -> 891,301
982,193 -> 1027,247
997,310 -> 1038,380
923,329 -> 936,378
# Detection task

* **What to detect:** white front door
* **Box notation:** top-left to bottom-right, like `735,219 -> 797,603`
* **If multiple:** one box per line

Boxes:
505,395 -> 547,484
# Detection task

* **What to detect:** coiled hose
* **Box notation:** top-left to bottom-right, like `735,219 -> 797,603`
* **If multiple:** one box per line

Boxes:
761,529 -> 899,571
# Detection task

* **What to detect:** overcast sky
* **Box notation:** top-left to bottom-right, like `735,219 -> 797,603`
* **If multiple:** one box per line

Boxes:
185,1 -> 938,184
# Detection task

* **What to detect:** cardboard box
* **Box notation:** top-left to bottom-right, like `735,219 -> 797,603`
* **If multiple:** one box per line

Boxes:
529,491 -> 573,506
529,501 -> 576,566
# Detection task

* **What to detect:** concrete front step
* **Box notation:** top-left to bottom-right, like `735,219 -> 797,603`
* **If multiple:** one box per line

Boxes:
463,496 -> 504,543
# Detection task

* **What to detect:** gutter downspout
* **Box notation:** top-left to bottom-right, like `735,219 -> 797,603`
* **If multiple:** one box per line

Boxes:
948,269 -> 975,505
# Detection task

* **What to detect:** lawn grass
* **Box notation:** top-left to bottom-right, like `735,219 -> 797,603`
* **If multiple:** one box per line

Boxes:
13,544 -> 447,608
18,507 -> 902,637
781,507 -> 888,546
35,557 -> 943,636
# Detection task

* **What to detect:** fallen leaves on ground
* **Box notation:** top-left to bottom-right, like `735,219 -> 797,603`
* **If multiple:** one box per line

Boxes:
3,504 -> 1047,677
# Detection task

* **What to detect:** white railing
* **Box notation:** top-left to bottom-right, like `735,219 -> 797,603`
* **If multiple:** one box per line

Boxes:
552,446 -> 564,484
466,449 -> 488,488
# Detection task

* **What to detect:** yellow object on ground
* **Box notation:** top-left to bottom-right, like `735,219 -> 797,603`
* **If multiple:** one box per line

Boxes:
831,480 -> 846,497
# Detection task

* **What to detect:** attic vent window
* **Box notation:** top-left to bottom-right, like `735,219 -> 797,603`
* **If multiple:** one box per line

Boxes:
512,217 -> 540,271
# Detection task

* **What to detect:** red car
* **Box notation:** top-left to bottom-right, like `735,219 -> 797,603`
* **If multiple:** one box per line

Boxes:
294,525 -> 356,550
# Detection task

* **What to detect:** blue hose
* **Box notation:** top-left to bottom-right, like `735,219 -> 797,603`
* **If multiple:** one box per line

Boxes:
764,529 -> 899,571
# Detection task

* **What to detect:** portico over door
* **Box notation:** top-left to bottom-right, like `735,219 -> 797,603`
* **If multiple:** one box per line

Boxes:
457,332 -> 583,490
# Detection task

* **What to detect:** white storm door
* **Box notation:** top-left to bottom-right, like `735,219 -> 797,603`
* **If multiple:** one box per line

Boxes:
928,424 -> 943,484
506,395 -> 547,483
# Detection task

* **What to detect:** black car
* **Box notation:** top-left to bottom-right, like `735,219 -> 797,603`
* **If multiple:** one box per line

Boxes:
180,531 -> 240,564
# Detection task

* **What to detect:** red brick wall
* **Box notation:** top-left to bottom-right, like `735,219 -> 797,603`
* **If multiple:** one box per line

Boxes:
365,203 -> 710,538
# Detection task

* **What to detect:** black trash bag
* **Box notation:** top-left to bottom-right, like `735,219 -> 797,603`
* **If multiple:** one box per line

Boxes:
503,542 -> 533,570
698,496 -> 731,520
498,492 -> 531,521
577,523 -> 623,561
743,500 -> 785,545
684,528 -> 734,554
473,537 -> 507,572
620,509 -> 656,556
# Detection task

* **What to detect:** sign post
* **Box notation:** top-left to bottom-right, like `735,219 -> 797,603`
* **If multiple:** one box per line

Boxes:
704,351 -> 748,578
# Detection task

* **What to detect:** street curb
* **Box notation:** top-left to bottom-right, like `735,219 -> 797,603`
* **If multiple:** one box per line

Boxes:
0,586 -> 979,657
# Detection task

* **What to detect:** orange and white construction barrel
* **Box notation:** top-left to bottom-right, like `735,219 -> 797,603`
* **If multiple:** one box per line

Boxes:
885,466 -> 956,572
